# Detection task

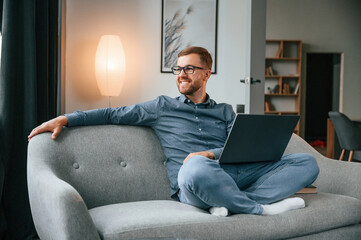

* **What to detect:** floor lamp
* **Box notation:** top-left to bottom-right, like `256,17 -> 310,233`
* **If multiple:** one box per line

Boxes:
95,35 -> 126,108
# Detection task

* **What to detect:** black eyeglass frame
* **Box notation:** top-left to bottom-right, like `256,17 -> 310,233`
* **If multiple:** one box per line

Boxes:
171,65 -> 205,75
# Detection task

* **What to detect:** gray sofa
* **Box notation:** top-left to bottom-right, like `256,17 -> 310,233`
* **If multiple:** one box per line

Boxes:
27,125 -> 361,240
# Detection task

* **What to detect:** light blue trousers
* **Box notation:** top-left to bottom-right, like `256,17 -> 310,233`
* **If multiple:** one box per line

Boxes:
177,153 -> 319,215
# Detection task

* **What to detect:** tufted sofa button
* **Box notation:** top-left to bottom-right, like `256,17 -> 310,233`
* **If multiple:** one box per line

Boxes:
120,161 -> 127,167
73,163 -> 80,169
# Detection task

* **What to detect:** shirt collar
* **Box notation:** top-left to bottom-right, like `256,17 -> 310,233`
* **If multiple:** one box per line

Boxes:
179,94 -> 214,107
179,94 -> 188,103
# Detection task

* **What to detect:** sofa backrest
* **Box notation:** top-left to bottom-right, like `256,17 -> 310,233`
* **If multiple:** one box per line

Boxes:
28,125 -> 171,209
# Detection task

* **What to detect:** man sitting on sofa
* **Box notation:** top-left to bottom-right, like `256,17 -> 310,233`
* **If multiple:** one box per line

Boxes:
28,46 -> 319,217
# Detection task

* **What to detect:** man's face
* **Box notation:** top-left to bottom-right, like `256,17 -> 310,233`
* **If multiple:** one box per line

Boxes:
176,54 -> 209,96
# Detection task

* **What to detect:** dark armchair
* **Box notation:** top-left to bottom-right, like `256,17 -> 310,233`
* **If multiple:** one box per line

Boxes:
328,111 -> 361,162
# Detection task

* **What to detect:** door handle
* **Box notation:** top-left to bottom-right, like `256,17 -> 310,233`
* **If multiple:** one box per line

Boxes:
240,77 -> 261,84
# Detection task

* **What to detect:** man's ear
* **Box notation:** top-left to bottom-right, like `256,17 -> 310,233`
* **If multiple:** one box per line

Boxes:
204,69 -> 212,81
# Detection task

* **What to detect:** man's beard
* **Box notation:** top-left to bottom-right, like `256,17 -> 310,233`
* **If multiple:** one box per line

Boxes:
177,79 -> 202,96
178,84 -> 200,95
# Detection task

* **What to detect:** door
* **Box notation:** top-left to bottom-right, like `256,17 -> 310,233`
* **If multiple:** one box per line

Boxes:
209,0 -> 265,115
241,0 -> 266,114
305,53 -> 343,156
305,53 -> 340,142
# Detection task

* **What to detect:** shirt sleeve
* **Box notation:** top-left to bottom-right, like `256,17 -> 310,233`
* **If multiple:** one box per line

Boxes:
65,97 -> 161,127
207,105 -> 236,160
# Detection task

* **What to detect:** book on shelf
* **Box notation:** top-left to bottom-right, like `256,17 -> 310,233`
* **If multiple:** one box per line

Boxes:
275,44 -> 283,58
282,83 -> 290,94
265,66 -> 274,76
293,83 -> 300,94
264,101 -> 271,112
296,184 -> 317,194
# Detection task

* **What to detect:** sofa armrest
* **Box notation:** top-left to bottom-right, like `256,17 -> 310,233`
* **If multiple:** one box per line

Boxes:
285,134 -> 361,200
28,136 -> 101,240
28,170 -> 100,240
314,157 -> 361,200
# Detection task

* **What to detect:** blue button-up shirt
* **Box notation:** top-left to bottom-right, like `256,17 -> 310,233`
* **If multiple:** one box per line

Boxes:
65,94 -> 236,198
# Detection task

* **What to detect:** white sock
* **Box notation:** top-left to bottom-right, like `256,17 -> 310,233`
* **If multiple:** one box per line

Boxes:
261,197 -> 305,215
209,207 -> 229,217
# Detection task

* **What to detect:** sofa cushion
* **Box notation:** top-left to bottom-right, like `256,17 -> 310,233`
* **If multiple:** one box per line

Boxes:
89,192 -> 361,240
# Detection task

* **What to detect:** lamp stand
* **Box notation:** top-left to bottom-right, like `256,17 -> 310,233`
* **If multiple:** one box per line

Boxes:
109,96 -> 112,108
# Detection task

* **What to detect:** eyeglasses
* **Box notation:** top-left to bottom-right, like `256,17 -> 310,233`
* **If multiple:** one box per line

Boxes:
171,65 -> 204,75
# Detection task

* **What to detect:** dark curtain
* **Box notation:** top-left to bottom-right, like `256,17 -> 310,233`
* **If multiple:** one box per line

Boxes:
0,0 -> 59,239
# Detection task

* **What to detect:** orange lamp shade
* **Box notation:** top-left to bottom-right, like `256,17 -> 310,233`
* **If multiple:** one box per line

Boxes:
95,35 -> 126,96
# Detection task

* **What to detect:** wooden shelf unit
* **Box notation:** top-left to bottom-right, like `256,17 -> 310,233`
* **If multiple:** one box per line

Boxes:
264,40 -> 302,134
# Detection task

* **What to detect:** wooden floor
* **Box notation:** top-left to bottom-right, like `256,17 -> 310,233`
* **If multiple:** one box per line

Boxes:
313,146 -> 328,157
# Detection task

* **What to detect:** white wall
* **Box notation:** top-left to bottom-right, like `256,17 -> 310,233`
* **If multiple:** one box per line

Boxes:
266,0 -> 361,120
64,0 -> 254,113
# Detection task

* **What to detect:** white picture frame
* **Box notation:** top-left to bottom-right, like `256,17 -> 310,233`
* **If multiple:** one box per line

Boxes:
161,0 -> 218,73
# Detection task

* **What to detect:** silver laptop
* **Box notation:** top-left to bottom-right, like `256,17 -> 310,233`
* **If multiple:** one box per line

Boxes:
218,114 -> 299,164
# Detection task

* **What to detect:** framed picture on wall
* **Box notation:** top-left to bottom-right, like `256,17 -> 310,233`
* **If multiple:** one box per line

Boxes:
161,0 -> 218,73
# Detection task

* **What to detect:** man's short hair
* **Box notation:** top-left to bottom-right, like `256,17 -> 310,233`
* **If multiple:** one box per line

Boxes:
178,46 -> 213,70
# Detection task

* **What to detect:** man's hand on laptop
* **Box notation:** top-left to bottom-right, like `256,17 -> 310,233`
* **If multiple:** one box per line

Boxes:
183,151 -> 215,164
28,115 -> 68,141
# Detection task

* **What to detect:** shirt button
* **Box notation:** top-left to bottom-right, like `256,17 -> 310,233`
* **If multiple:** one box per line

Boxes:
195,117 -> 199,120
199,128 -> 202,131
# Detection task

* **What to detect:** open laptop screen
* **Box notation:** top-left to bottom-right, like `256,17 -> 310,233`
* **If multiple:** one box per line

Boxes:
219,114 -> 299,164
